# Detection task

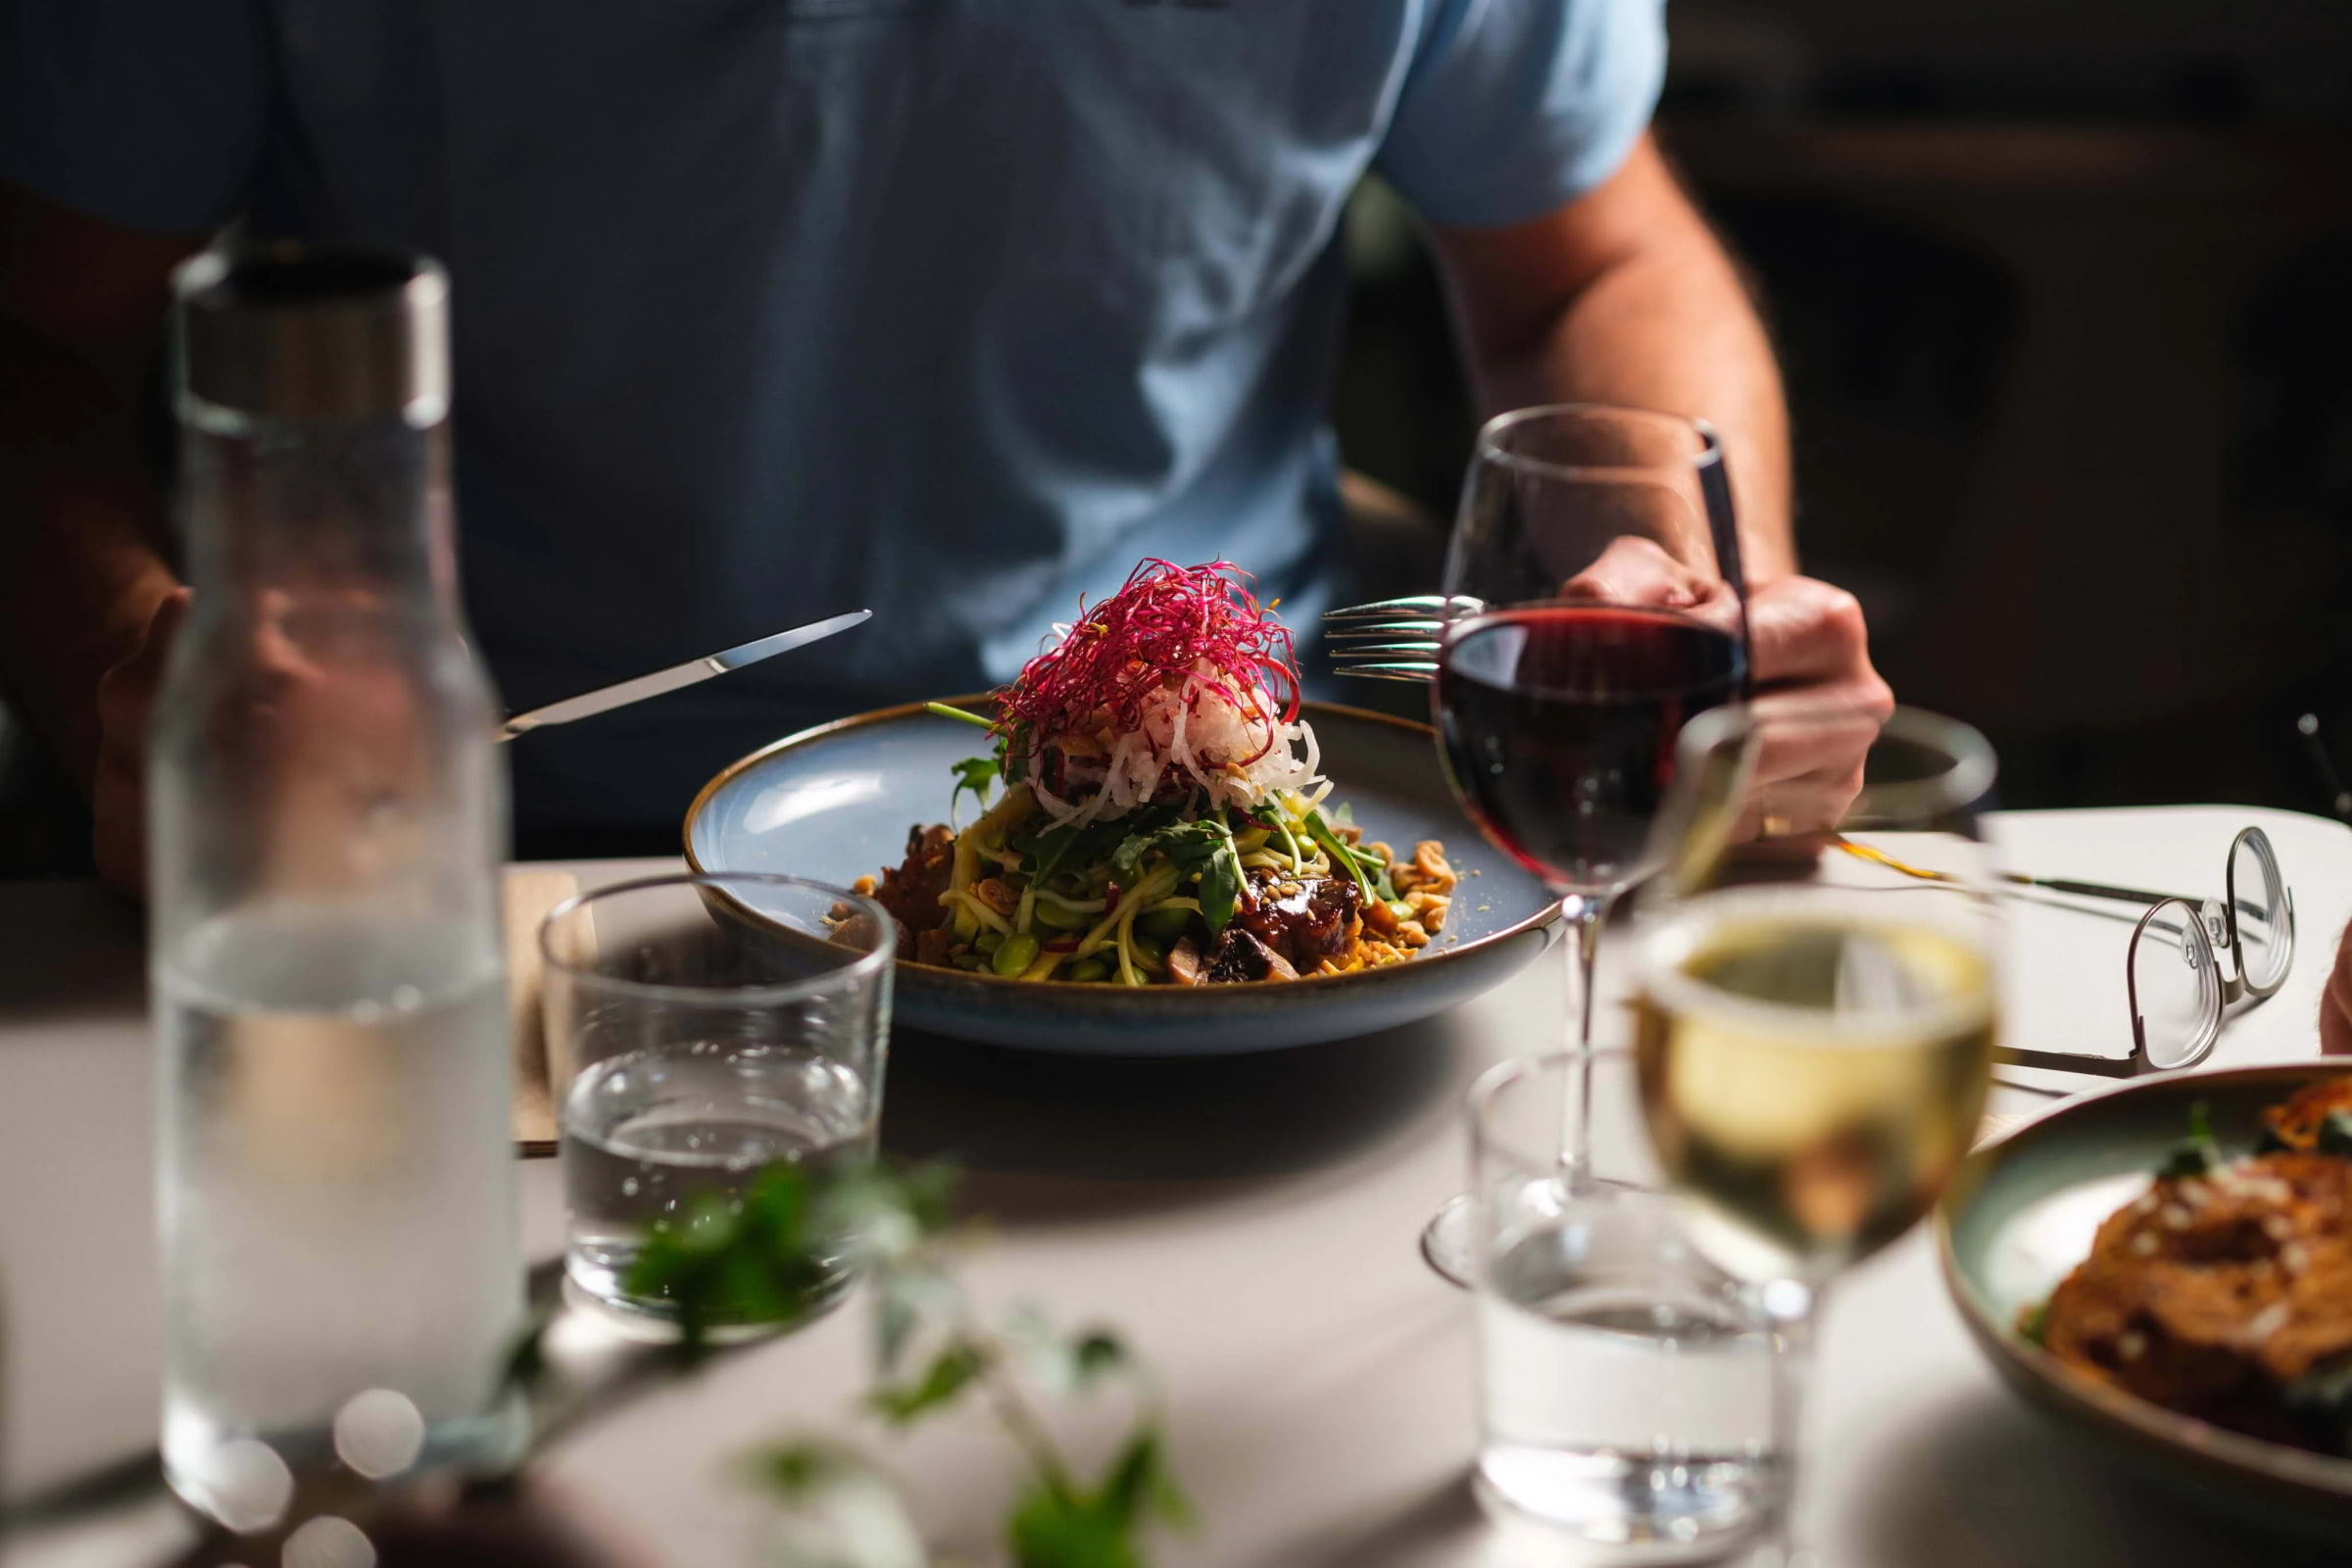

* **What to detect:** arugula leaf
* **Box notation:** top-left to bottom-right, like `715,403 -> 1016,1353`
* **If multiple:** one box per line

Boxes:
1196,839 -> 1242,936
1108,818 -> 1245,934
1108,819 -> 1225,883
1017,816 -> 1132,892
950,756 -> 1000,825
1302,810 -> 1375,902
870,1340 -> 987,1425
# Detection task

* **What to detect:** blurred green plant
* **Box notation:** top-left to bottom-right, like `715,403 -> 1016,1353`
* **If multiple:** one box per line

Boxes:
504,1160 -> 1189,1568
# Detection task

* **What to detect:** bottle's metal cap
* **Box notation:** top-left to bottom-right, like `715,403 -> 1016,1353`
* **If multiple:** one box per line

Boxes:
172,243 -> 451,426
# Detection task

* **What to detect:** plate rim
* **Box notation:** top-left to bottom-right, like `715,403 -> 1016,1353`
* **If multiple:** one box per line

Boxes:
681,692 -> 1561,1000
1937,1060 -> 2352,1505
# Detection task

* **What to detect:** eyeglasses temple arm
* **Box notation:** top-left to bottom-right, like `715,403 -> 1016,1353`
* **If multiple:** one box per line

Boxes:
1990,1044 -> 2145,1078
2007,872 -> 2205,907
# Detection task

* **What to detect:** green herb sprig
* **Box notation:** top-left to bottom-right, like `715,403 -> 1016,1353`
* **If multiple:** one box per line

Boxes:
502,1159 -> 1188,1568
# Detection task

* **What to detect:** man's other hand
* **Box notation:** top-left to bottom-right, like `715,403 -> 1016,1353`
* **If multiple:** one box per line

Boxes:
2323,920 -> 2352,1056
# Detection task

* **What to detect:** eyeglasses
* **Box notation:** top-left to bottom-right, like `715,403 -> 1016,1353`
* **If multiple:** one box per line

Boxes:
1999,826 -> 2294,1075
1841,825 -> 2294,1076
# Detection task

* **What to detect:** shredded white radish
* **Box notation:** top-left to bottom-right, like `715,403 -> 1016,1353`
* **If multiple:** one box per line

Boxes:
1028,661 -> 1329,827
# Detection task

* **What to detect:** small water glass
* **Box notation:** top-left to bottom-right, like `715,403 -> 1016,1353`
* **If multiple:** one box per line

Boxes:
541,872 -> 894,1331
1470,1049 -> 1777,1563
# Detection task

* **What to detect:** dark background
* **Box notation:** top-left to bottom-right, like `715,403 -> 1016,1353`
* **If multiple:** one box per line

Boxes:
1335,0 -> 2352,817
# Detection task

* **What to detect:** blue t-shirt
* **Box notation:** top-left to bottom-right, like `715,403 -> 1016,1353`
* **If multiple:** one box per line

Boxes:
2,0 -> 1662,843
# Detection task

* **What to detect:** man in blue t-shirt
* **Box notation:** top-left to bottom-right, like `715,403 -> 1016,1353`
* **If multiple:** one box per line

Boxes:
0,0 -> 1889,885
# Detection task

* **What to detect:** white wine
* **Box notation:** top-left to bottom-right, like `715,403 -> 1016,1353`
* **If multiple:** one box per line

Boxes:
1633,894 -> 1995,1284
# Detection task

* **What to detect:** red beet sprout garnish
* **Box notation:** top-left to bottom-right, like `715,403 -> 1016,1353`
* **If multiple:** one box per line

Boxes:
995,560 -> 1301,766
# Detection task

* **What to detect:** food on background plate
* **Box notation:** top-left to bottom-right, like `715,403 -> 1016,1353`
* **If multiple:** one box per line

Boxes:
859,560 -> 1453,985
2025,1077 -> 2352,1456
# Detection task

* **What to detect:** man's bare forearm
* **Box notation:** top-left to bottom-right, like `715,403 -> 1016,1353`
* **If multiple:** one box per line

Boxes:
1430,138 -> 1794,583
1472,234 -> 1791,582
0,316 -> 181,789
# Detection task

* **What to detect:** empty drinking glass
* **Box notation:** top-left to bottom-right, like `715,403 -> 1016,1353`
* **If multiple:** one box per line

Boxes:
541,873 -> 894,1331
1470,1049 -> 1777,1564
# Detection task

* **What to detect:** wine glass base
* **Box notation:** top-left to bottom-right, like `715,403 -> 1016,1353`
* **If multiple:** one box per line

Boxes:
1419,1173 -> 1653,1289
1419,1192 -> 1479,1288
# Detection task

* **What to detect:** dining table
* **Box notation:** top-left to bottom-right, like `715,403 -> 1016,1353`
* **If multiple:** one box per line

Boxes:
5,803 -> 2350,1568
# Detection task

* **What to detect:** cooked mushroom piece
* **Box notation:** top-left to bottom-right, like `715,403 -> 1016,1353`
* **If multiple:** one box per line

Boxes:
1165,936 -> 1205,987
1204,928 -> 1299,984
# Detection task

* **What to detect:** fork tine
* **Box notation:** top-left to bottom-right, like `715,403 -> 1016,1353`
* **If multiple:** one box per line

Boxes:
1330,662 -> 1438,682
1326,641 -> 1440,658
1324,619 -> 1444,640
1323,595 -> 1456,620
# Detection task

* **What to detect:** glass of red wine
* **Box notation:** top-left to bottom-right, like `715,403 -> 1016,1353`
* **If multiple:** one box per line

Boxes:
1422,405 -> 1749,1285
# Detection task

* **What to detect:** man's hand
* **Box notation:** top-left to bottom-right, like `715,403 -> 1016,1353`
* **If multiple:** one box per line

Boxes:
2323,921 -> 2352,1056
1743,576 -> 1893,838
90,587 -> 188,896
1559,538 -> 1892,836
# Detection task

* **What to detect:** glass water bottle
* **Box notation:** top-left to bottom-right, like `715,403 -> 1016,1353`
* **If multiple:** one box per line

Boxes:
149,245 -> 523,1527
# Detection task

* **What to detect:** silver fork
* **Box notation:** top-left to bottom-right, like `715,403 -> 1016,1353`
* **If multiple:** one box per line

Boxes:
1322,594 -> 1477,682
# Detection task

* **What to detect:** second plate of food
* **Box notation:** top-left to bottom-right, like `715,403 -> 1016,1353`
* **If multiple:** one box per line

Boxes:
684,697 -> 1558,1054
1941,1063 -> 2352,1539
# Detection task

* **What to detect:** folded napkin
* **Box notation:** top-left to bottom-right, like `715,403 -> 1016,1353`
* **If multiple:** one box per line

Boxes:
503,866 -> 581,1156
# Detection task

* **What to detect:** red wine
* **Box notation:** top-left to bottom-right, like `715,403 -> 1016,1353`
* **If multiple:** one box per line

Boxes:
1437,606 -> 1746,891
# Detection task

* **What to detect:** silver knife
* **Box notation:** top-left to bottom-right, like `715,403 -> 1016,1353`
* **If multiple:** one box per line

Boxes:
496,609 -> 872,741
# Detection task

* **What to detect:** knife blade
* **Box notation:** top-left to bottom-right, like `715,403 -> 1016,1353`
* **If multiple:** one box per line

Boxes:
496,609 -> 871,741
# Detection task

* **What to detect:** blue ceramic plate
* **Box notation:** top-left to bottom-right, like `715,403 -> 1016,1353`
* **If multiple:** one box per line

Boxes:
1941,1063 -> 2352,1540
683,697 -> 1557,1054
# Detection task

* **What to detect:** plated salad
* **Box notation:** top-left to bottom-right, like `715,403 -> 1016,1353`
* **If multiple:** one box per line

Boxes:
858,560 -> 1454,985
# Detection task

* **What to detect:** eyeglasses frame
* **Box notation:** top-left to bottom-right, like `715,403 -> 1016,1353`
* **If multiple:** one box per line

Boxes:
1999,825 -> 2293,1078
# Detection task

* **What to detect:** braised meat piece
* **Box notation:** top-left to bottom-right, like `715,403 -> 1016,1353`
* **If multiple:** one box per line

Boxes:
1235,871 -> 1360,970
2040,1152 -> 2352,1450
872,823 -> 955,935
1202,927 -> 1299,984
2262,1078 -> 2352,1153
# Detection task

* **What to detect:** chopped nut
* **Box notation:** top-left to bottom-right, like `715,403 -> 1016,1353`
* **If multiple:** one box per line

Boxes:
1410,840 -> 1456,893
852,876 -> 878,896
1407,891 -> 1450,932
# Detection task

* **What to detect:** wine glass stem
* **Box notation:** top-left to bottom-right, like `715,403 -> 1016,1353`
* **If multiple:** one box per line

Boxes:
1556,892 -> 1611,1184
1762,1278 -> 1821,1568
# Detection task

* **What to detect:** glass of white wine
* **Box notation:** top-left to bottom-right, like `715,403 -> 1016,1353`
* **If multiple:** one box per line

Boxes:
1630,705 -> 2001,1566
